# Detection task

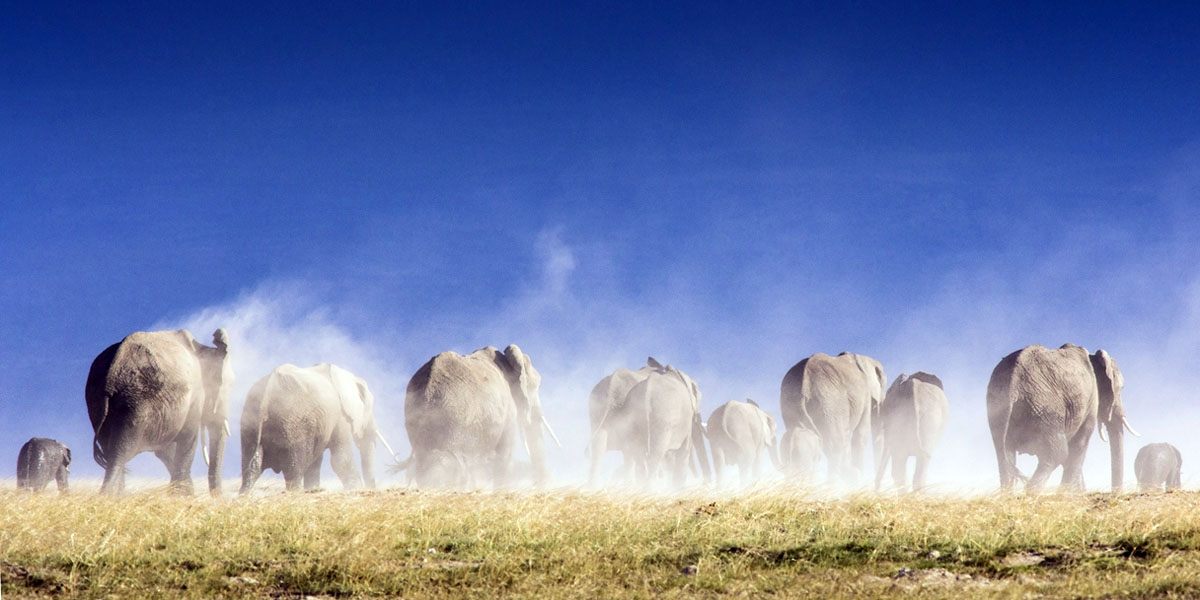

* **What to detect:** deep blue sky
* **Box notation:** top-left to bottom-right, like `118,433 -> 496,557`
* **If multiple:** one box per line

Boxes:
3,3 -> 1200,488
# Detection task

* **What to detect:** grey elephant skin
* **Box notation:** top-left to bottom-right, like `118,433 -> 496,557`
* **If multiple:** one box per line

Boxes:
86,329 -> 233,495
400,345 -> 556,488
780,352 -> 886,484
1134,443 -> 1181,492
240,363 -> 378,493
987,344 -> 1137,493
586,361 -> 658,486
706,399 -> 779,487
875,372 -> 948,492
17,437 -> 71,493
622,358 -> 712,488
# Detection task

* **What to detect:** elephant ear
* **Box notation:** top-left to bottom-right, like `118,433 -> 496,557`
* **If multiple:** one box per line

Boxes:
62,445 -> 71,468
503,345 -> 540,407
885,374 -> 907,403
745,398 -> 759,408
329,365 -> 368,438
647,357 -> 665,372
1089,350 -> 1121,423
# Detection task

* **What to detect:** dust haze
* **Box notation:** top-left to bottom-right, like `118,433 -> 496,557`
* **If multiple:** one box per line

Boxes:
120,207 -> 1200,495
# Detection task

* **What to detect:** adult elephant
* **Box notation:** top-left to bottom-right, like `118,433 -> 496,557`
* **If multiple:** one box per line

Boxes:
240,363 -> 381,493
706,399 -> 779,488
17,437 -> 71,493
623,359 -> 711,489
987,344 -> 1139,493
875,372 -> 948,492
1134,443 -> 1181,492
779,352 -> 886,485
398,345 -> 559,488
86,329 -> 232,495
586,360 -> 658,486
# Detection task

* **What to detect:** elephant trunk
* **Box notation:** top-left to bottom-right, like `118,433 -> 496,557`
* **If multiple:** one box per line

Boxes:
1108,420 -> 1124,492
207,420 -> 227,496
524,409 -> 548,487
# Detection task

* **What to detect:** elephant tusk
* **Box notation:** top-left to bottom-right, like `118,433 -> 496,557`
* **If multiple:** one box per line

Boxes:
540,414 -> 562,449
1098,423 -> 1108,443
1123,416 -> 1142,437
223,419 -> 231,438
201,427 -> 210,467
376,430 -> 401,461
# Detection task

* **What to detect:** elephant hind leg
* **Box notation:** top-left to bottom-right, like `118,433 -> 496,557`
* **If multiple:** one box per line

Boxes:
1028,434 -> 1068,494
303,453 -> 323,491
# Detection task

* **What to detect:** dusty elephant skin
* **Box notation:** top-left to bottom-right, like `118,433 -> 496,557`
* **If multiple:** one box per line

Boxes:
1134,442 -> 1181,491
875,372 -> 948,492
586,361 -> 659,487
986,344 -> 1138,493
587,357 -> 710,489
239,363 -> 379,493
705,399 -> 779,488
780,427 -> 821,482
399,345 -> 558,489
622,358 -> 712,489
779,352 -> 887,485
16,437 -> 71,493
85,329 -> 233,496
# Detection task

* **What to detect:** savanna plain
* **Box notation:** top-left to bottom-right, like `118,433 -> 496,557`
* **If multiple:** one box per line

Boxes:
3,483 -> 1199,599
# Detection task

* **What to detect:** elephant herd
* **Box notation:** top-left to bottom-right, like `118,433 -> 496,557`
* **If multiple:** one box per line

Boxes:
8,329 -> 1186,495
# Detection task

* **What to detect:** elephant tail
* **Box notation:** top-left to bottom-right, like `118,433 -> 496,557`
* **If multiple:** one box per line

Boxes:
387,454 -> 413,475
91,401 -> 111,470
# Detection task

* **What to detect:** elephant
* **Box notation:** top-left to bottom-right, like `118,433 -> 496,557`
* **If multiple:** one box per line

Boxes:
1134,443 -> 1181,492
705,399 -> 780,487
779,352 -> 887,485
780,427 -> 821,483
397,345 -> 560,488
239,363 -> 380,493
17,437 -> 71,493
622,358 -> 712,489
85,329 -> 232,495
987,344 -> 1139,493
874,372 -> 948,492
586,361 -> 659,487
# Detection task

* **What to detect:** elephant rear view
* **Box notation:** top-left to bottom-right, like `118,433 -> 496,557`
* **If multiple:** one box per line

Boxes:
17,437 -> 71,493
400,345 -> 558,489
706,399 -> 779,488
623,359 -> 711,489
1134,443 -> 1181,492
987,344 -> 1139,493
875,372 -> 948,492
779,352 -> 886,486
85,329 -> 233,495
587,361 -> 659,487
240,363 -> 379,493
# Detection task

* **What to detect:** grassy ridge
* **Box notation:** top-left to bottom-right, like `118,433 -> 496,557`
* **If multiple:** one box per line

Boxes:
3,485 -> 1200,598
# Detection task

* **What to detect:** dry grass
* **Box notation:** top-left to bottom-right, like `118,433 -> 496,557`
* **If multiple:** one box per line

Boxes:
3,482 -> 1200,598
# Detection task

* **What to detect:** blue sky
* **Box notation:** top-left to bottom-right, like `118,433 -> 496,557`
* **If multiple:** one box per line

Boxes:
3,3 -> 1200,489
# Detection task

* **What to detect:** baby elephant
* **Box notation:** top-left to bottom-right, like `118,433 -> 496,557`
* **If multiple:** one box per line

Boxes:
1134,443 -> 1181,491
17,437 -> 71,493
706,399 -> 779,487
780,427 -> 821,483
876,372 -> 948,492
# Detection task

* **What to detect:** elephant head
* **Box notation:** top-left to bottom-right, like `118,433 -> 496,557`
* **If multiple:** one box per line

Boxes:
498,344 -> 557,484
1089,349 -> 1139,491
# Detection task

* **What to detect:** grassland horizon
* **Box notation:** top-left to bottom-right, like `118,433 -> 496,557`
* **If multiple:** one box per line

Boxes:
4,482 -> 1200,598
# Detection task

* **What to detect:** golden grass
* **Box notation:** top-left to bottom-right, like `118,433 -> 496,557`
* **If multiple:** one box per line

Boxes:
3,483 -> 1200,598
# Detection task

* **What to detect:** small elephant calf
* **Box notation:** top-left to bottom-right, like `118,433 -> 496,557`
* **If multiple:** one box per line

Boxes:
780,427 -> 821,483
17,437 -> 71,493
1134,443 -> 1181,492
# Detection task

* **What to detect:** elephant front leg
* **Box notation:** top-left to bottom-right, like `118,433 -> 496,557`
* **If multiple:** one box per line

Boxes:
167,434 -> 198,496
206,422 -> 228,496
330,439 -> 362,491
711,446 -> 726,488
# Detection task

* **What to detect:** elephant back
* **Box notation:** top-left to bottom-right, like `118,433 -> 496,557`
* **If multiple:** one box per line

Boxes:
405,350 -> 514,453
